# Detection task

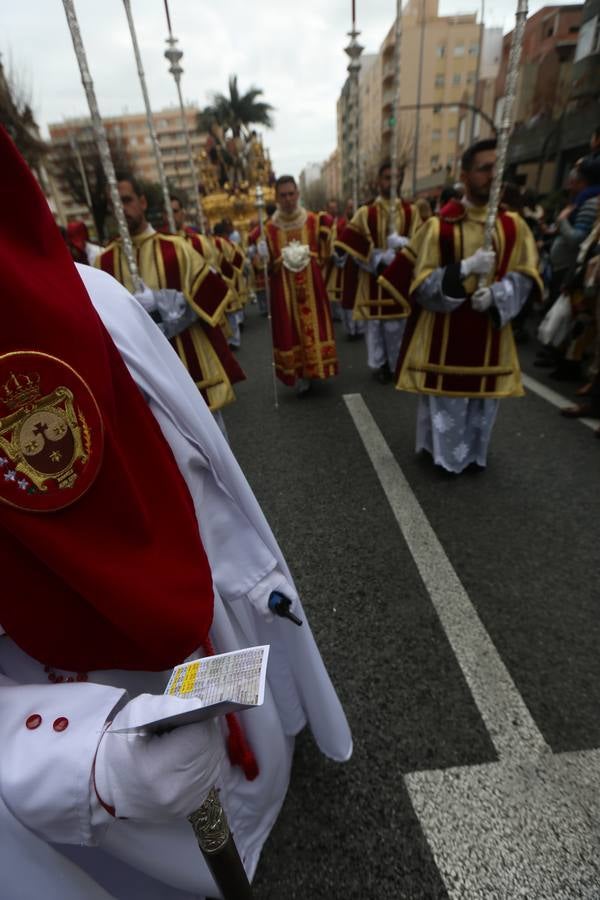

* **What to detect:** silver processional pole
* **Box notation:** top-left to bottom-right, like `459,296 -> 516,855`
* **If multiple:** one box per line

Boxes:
62,0 -> 142,292
122,0 -> 176,235
62,6 -> 253,897
255,185 -> 279,409
345,0 -> 363,213
479,0 -> 528,288
162,0 -> 206,234
389,0 -> 403,234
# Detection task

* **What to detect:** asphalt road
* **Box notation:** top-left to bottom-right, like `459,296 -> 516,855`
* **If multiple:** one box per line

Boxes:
223,305 -> 600,900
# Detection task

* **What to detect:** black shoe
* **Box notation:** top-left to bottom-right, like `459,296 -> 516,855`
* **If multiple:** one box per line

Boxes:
373,363 -> 393,384
295,378 -> 312,396
549,361 -> 582,382
514,328 -> 529,345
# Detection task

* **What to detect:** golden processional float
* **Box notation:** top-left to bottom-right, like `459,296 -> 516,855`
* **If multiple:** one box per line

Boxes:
197,131 -> 276,244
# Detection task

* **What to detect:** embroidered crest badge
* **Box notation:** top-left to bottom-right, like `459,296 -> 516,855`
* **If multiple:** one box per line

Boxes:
0,352 -> 103,512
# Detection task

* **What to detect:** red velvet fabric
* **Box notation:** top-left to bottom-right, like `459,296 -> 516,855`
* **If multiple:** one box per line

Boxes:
0,127 -> 215,672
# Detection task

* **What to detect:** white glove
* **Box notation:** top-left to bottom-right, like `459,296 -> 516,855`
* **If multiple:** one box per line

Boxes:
94,694 -> 225,821
380,248 -> 396,268
471,287 -> 493,312
133,281 -> 157,312
460,249 -> 496,279
246,569 -> 299,622
387,233 -> 409,251
257,239 -> 269,261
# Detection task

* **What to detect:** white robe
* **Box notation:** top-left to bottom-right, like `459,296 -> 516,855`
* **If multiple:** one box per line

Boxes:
0,265 -> 352,899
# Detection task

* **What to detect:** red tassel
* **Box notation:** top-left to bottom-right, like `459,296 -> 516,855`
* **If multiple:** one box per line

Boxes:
203,638 -> 259,781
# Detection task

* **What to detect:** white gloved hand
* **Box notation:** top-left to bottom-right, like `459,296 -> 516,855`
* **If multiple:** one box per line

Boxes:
471,287 -> 493,312
94,694 -> 225,821
257,239 -> 269,261
133,281 -> 157,312
246,569 -> 299,622
381,248 -> 396,268
460,248 -> 496,279
387,233 -> 409,251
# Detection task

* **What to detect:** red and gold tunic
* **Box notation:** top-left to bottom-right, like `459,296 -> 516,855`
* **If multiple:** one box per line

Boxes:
257,208 -> 338,386
335,197 -> 421,320
95,229 -> 245,411
325,215 -> 348,304
396,201 -> 542,399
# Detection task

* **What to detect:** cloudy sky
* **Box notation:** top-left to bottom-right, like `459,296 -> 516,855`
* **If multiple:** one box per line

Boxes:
3,0 -> 582,177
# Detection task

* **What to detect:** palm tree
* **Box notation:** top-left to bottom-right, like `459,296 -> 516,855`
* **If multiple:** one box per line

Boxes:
198,75 -> 274,139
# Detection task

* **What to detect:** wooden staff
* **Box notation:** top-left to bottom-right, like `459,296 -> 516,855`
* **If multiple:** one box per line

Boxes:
255,185 -> 279,409
479,0 -> 528,287
389,0 -> 403,234
62,0 -> 142,292
122,0 -> 176,235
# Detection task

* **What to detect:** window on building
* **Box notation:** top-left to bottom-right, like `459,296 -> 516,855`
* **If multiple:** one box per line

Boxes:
453,73 -> 462,85
435,45 -> 446,58
467,71 -> 476,84
453,43 -> 465,57
435,74 -> 445,87
458,118 -> 467,146
447,156 -> 454,168
431,155 -> 440,167
432,129 -> 442,141
448,127 -> 457,140
468,42 -> 479,56
574,14 -> 600,61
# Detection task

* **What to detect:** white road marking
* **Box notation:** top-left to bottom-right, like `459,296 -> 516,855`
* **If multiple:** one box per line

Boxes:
522,373 -> 600,431
344,392 -> 600,898
343,392 -> 547,763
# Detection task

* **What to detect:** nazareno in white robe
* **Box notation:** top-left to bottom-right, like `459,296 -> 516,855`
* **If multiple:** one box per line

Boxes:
0,265 -> 352,900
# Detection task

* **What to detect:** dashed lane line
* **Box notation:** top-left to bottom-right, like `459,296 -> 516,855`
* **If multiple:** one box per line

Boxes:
343,392 -> 548,764
522,372 -> 600,431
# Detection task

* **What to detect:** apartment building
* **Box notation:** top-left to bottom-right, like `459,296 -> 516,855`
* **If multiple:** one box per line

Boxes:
499,4 -> 585,191
336,0 -> 495,199
48,105 -> 204,229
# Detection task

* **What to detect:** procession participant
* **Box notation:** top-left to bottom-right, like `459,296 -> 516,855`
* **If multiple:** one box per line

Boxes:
335,162 -> 421,383
395,139 -> 542,473
96,174 -> 245,431
168,193 -> 219,267
213,220 -> 246,350
326,200 -> 364,340
0,127 -> 352,900
65,220 -> 101,266
250,202 -> 276,316
251,175 -> 338,395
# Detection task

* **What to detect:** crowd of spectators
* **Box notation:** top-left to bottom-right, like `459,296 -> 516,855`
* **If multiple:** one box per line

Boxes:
530,125 -> 600,435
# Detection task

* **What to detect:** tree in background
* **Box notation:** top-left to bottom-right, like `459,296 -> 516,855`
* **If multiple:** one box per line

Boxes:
51,135 -> 136,242
198,75 -> 274,139
0,55 -> 46,172
198,76 -> 275,189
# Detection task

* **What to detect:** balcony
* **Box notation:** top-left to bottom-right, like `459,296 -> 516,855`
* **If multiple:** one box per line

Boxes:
382,60 -> 396,82
382,88 -> 395,109
506,101 -> 600,165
